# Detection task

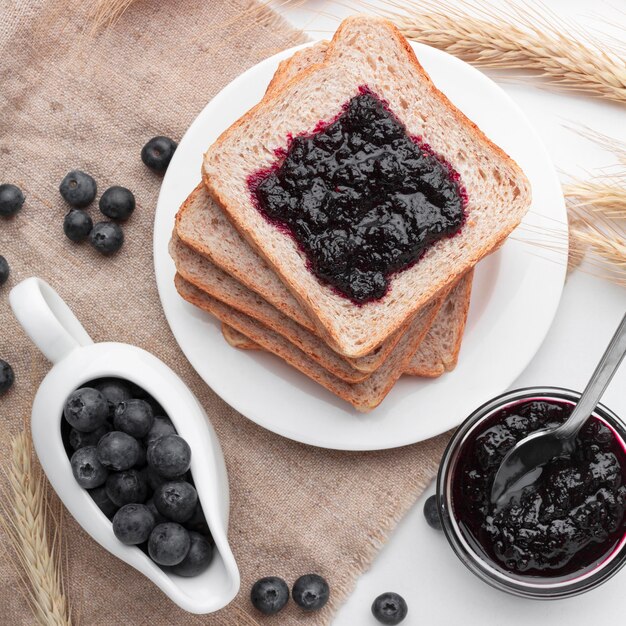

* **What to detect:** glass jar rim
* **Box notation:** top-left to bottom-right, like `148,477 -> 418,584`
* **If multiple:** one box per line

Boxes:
437,386 -> 626,600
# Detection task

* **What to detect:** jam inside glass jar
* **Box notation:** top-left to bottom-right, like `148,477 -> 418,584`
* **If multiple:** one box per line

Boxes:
451,398 -> 626,582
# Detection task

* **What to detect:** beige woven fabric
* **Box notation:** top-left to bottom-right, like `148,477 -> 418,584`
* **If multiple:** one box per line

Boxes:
0,1 -> 450,624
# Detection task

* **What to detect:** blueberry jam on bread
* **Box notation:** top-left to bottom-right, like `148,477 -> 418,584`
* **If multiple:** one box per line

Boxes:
453,399 -> 626,578
250,90 -> 465,304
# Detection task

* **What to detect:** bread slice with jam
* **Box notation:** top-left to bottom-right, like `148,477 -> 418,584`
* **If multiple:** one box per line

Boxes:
202,16 -> 530,358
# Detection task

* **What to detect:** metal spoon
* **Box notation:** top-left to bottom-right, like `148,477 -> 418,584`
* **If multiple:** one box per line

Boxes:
491,313 -> 626,504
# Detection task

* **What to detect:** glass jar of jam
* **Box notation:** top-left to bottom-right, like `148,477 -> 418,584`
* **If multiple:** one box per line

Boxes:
437,387 -> 626,599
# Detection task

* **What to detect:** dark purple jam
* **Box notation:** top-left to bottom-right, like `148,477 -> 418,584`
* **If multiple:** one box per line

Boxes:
249,90 -> 465,304
453,399 -> 626,579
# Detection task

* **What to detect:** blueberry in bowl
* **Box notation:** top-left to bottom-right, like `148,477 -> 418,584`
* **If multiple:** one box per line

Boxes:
438,387 -> 626,599
59,378 -> 216,580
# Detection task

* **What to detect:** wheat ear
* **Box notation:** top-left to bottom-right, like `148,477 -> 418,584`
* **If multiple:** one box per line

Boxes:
347,0 -> 626,104
0,431 -> 71,626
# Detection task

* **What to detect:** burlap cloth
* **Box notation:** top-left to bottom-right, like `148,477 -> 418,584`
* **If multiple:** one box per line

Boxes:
0,1 -> 450,623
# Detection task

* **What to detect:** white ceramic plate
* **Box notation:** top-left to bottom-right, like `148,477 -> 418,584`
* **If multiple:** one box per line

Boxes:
154,40 -> 567,451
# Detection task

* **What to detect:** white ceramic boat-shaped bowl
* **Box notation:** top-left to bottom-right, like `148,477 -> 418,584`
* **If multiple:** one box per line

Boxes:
10,277 -> 240,614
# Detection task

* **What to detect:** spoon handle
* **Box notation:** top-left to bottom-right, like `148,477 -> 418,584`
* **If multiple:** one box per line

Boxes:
559,313 -> 626,440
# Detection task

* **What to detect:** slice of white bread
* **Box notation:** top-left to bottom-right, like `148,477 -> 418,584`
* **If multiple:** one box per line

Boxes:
203,16 -> 531,357
406,269 -> 473,376
177,41 -> 474,377
170,235 -> 369,383
175,185 -> 407,373
175,274 -> 444,411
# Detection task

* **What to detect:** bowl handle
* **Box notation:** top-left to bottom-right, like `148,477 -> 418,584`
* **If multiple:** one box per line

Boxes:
10,277 -> 94,364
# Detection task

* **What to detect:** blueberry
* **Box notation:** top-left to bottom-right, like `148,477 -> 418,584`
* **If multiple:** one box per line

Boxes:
251,577 -> 290,615
135,444 -> 147,468
371,592 -> 408,625
141,136 -> 177,174
0,183 -> 25,217
63,209 -> 93,242
0,359 -> 15,395
148,522 -> 190,566
93,378 -> 132,406
146,497 -> 167,524
113,399 -> 154,438
99,186 -> 135,221
112,503 -> 156,545
146,466 -> 184,491
63,387 -> 108,432
97,431 -> 141,470
105,469 -> 148,507
292,574 -> 329,612
89,221 -> 124,255
91,378 -> 132,418
69,423 -> 110,450
88,485 -> 118,518
423,495 -> 442,530
147,434 -> 191,478
153,480 -> 197,523
0,255 -> 10,286
59,170 -> 97,208
169,531 -> 214,577
144,416 -> 176,448
185,502 -> 210,534
71,446 -> 108,489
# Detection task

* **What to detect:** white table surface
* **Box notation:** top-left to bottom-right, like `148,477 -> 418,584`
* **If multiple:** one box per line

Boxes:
269,1 -> 626,623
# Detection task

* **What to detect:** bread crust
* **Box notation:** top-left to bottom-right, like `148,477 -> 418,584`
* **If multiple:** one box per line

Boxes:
175,273 -> 446,411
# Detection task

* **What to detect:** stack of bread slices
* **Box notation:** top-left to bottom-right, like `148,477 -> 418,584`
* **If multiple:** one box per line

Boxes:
170,16 -> 531,411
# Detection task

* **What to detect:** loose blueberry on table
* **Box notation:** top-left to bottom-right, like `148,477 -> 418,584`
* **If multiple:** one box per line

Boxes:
99,186 -> 135,221
453,399 -> 626,578
250,576 -> 290,615
59,170 -> 97,208
292,574 -> 330,611
141,136 -> 178,174
0,183 -> 25,217
62,377 -> 214,577
371,592 -> 408,625
63,209 -> 93,243
0,359 -> 14,395
423,494 -> 442,530
90,221 -> 124,255
0,255 -> 10,286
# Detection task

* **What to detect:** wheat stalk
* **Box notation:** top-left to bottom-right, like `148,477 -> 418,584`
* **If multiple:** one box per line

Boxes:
88,0 -> 136,32
564,178 -> 626,219
0,431 -> 71,626
347,0 -> 626,104
569,206 -> 626,286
